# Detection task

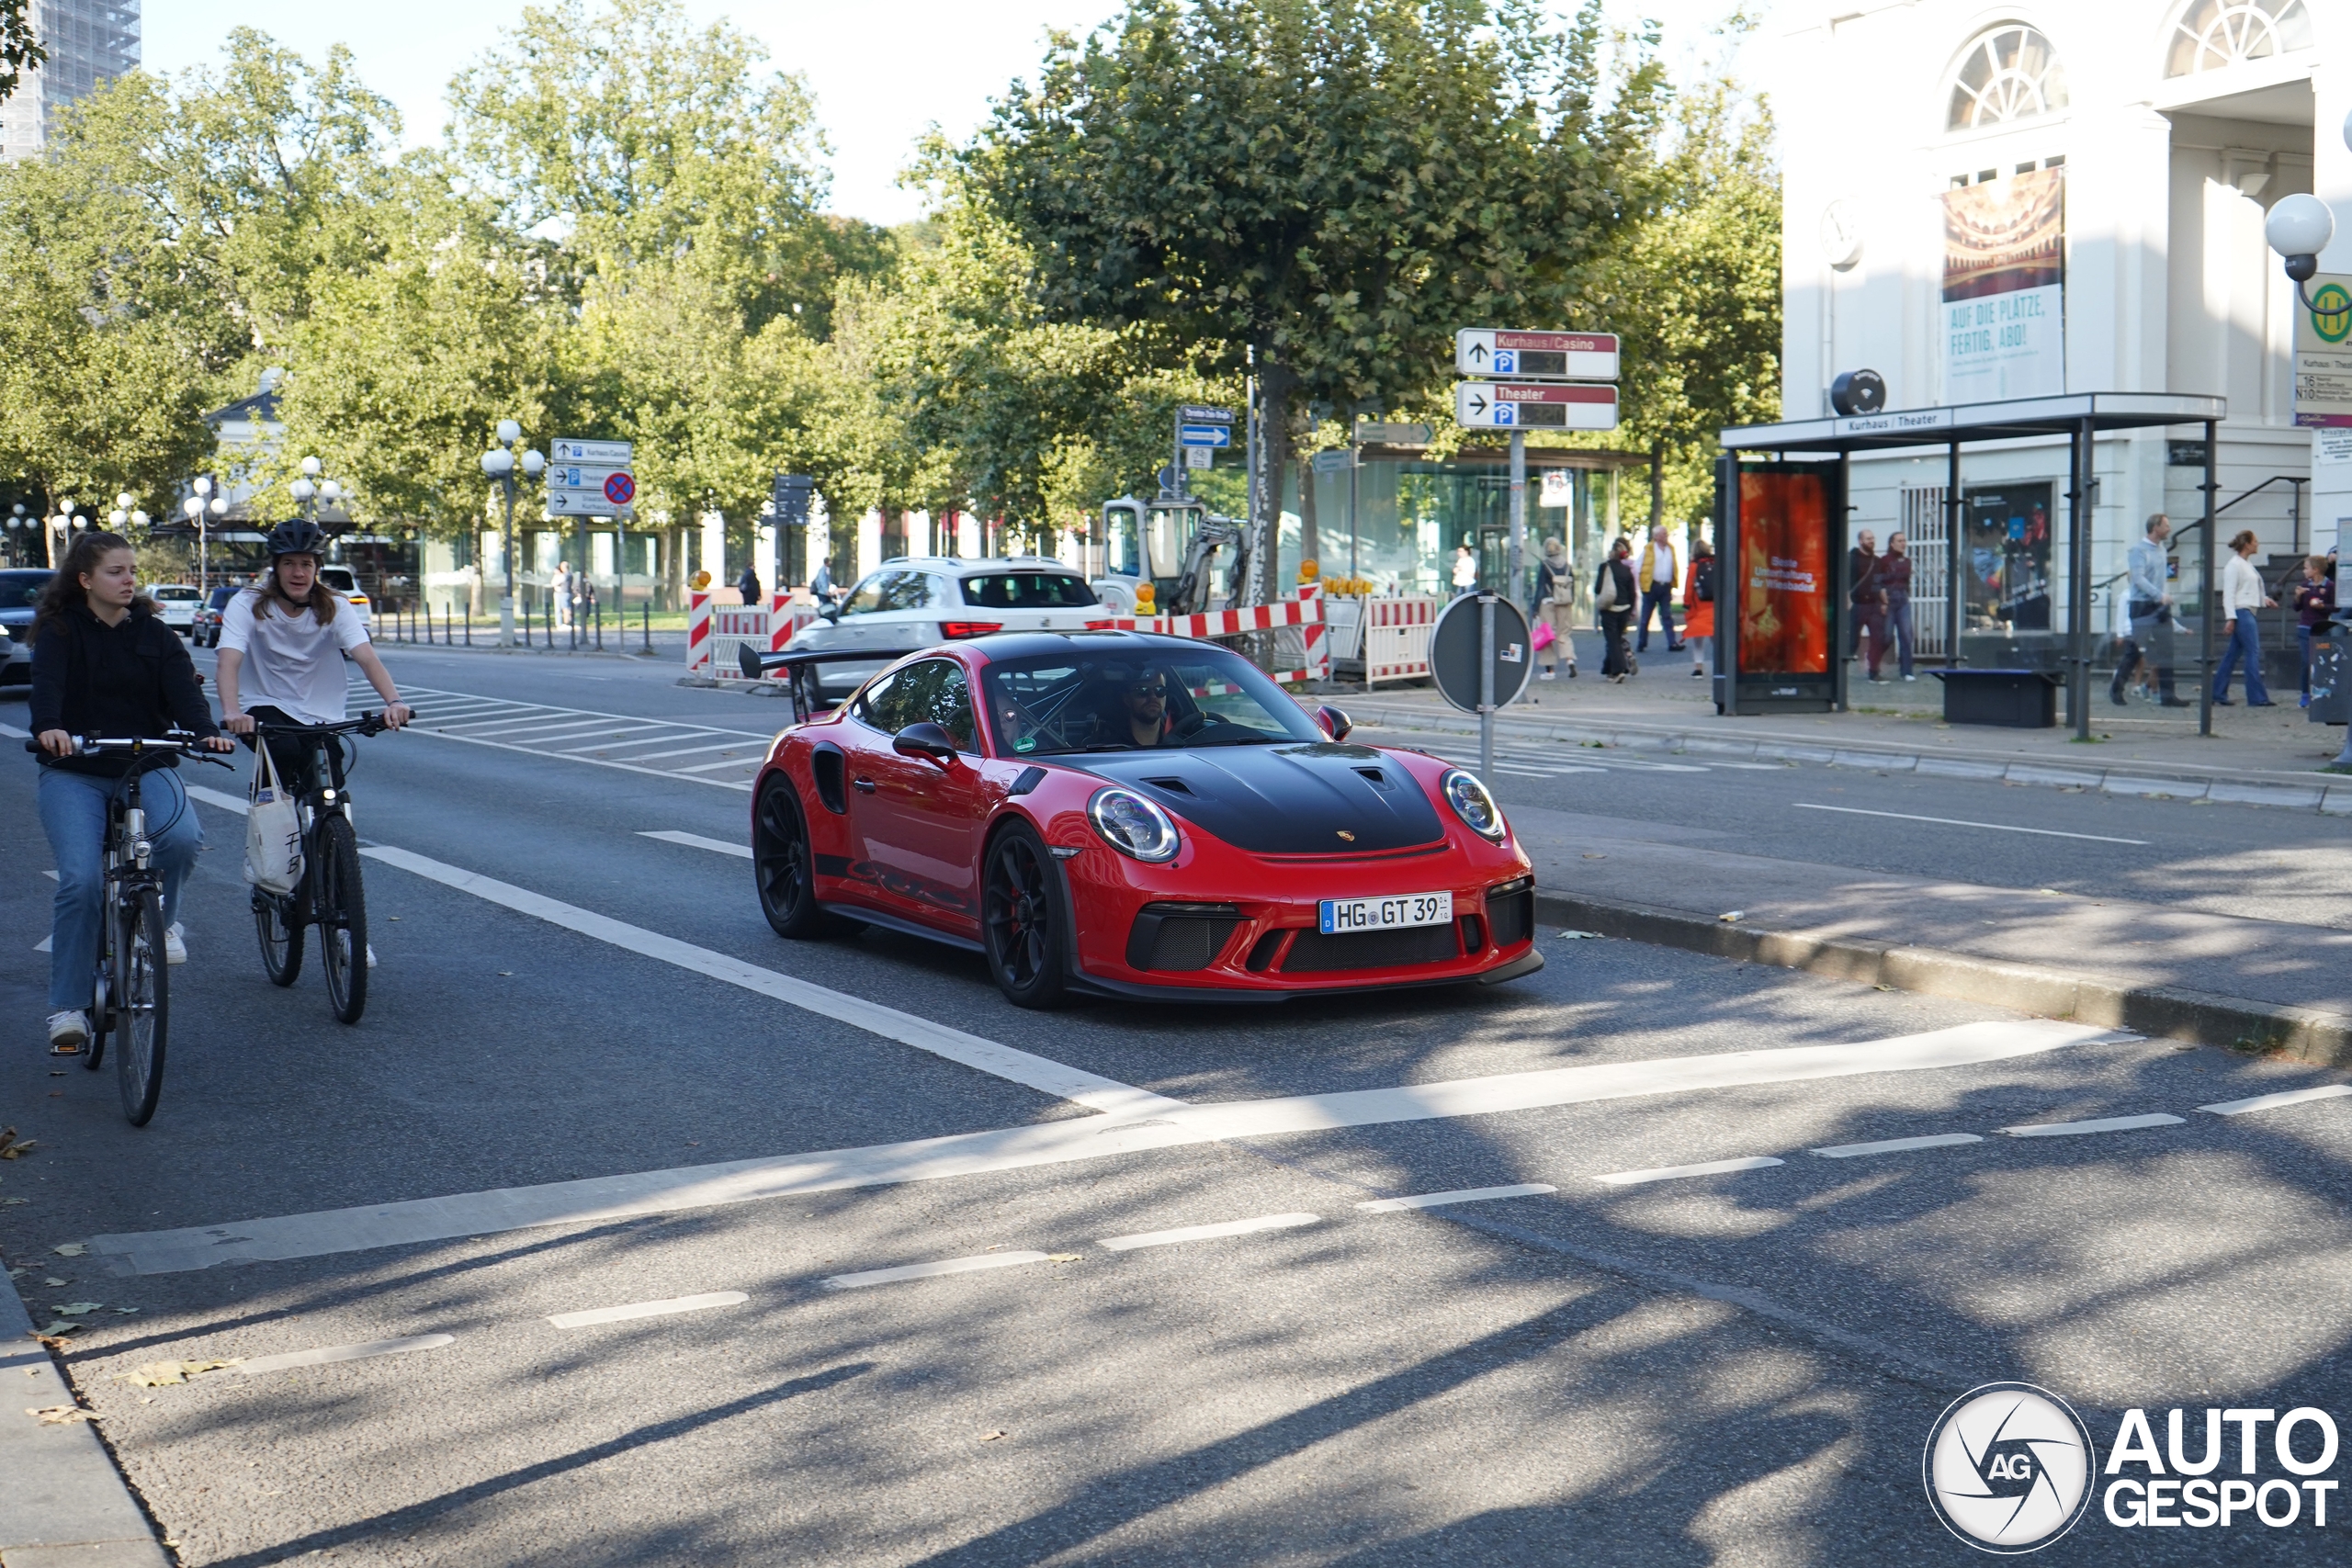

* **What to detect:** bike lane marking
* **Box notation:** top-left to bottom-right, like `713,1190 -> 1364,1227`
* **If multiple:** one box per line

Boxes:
548,1292 -> 748,1327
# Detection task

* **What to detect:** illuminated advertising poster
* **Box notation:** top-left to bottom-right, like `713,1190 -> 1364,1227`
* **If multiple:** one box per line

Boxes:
1940,168 -> 2065,402
1736,470 -> 1831,676
2293,272 -> 2352,429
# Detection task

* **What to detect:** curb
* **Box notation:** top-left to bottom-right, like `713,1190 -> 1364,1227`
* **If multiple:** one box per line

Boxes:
1348,701 -> 2352,815
0,1266 -> 170,1566
1535,890 -> 2352,1068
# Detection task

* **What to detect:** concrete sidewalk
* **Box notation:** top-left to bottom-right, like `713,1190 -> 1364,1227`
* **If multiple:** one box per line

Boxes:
1337,674 -> 2352,813
0,1268 -> 168,1567
1502,800 -> 2352,1067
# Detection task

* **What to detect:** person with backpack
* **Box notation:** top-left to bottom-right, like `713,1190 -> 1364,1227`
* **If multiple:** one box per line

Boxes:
29,530 -> 236,1053
1594,537 -> 1638,682
1684,536 -> 1716,681
1534,537 -> 1577,680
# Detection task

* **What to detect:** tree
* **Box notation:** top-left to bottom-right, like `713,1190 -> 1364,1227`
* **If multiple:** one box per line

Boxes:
1,0 -> 42,105
966,0 -> 1662,603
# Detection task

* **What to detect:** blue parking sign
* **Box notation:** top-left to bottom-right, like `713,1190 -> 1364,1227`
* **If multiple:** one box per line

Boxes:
1493,350 -> 1516,374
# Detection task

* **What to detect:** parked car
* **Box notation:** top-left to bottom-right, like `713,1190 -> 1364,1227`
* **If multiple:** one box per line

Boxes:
191,584 -> 240,647
149,583 -> 203,635
0,567 -> 47,688
317,566 -> 372,629
782,557 -> 1109,698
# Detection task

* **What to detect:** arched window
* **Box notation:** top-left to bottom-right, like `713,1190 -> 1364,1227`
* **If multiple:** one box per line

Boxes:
2164,0 -> 2312,78
1946,25 -> 2070,132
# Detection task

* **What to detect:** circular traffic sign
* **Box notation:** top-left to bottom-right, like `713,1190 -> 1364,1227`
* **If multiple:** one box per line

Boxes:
604,470 -> 636,506
1428,592 -> 1534,714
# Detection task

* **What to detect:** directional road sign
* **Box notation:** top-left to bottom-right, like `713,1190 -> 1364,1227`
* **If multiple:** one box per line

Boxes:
1454,381 -> 1620,431
552,437 -> 633,465
1454,330 -> 1620,381
1178,404 -> 1235,425
1177,423 -> 1232,448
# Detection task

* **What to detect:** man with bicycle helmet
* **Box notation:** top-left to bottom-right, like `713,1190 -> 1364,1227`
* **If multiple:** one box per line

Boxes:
215,520 -> 412,787
30,531 -> 235,1054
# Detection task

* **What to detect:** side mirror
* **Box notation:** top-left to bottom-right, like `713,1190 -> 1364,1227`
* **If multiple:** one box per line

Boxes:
893,721 -> 960,767
1317,705 -> 1352,742
820,604 -> 842,622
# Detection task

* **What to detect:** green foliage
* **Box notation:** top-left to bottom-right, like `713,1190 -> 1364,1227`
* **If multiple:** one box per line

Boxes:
1,0 -> 42,104
967,0 -> 1664,598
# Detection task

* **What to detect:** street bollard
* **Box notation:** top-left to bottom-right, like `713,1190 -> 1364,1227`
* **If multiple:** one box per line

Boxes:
641,598 -> 651,655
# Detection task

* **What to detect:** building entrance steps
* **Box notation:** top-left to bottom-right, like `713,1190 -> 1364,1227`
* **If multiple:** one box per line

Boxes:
1502,802 -> 2352,1068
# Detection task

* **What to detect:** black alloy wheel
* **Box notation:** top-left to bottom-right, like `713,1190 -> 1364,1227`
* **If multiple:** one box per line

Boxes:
114,888 -> 167,1124
316,815 -> 368,1024
981,825 -> 1070,1009
754,779 -> 827,938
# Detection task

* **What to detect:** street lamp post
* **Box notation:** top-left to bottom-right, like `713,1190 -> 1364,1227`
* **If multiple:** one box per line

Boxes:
188,476 -> 215,592
480,420 -> 547,649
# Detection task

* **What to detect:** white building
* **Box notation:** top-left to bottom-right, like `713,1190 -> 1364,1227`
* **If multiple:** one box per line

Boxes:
1768,0 -> 2349,660
0,0 -> 140,164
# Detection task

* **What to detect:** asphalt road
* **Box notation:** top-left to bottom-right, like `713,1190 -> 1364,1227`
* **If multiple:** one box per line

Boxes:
5,647 -> 2351,1565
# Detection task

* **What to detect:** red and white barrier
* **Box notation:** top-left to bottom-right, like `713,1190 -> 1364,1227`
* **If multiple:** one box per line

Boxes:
1106,590 -> 1329,684
1358,595 -> 1440,687
696,594 -> 822,680
685,591 -> 713,678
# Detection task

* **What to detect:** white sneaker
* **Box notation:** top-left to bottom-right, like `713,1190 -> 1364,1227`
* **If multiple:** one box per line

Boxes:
47,1010 -> 89,1051
164,922 -> 187,965
366,943 -> 378,969
1539,670 -> 1556,681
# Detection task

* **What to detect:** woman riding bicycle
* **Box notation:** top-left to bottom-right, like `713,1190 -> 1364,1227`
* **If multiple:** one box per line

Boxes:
31,531 -> 236,1055
214,521 -> 412,788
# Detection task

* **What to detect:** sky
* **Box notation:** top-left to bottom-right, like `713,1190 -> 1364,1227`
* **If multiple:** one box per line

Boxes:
141,2 -> 1757,229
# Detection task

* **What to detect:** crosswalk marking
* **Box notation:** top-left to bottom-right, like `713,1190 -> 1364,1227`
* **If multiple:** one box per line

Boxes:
349,679 -> 777,791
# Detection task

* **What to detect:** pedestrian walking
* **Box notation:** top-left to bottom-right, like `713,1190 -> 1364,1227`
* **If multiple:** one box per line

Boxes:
1634,525 -> 1681,653
551,560 -> 574,631
737,562 -> 763,608
1876,531 -> 1917,681
2112,513 -> 2188,706
2294,553 -> 2335,707
1683,537 -> 1716,680
1595,537 -> 1637,682
1848,529 -> 1886,673
811,558 -> 839,606
1452,543 -> 1477,598
1534,537 -> 1577,681
2211,528 -> 2277,706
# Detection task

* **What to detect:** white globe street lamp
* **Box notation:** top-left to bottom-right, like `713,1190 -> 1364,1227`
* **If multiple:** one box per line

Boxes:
482,425 -> 534,646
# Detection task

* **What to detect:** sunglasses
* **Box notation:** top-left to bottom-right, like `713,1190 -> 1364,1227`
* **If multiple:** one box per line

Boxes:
1127,682 -> 1167,697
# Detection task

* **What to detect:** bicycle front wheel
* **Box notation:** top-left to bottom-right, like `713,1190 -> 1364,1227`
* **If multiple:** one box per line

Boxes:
316,815 -> 368,1024
114,888 -> 167,1125
256,885 -> 304,986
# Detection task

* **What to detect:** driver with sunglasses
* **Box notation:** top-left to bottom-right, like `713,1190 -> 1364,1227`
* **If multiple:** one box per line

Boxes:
1117,667 -> 1171,747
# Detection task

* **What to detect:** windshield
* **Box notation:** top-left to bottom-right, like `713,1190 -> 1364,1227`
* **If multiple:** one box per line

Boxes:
960,571 -> 1096,610
0,570 -> 50,610
208,587 -> 239,608
152,586 -> 199,601
320,569 -> 356,592
981,643 -> 1322,757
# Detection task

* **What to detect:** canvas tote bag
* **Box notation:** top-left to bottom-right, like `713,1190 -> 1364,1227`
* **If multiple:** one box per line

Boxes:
243,739 -> 305,895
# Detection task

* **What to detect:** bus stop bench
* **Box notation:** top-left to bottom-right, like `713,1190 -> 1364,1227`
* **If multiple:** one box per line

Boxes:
1932,668 -> 2060,728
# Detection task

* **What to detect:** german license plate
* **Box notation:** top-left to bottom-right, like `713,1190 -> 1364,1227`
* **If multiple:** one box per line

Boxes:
1318,892 -> 1453,935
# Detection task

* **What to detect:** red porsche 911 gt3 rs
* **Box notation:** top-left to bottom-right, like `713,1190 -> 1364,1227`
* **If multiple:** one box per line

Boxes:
748,630 -> 1543,1007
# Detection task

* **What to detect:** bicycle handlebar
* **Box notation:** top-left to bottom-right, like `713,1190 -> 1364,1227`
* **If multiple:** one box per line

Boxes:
22,732 -> 234,766
252,711 -> 401,738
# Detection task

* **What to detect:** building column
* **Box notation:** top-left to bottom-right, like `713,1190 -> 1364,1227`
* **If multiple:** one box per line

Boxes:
2313,61 -> 2352,553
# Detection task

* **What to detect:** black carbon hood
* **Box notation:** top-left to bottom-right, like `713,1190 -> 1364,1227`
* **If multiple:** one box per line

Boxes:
1074,742 -> 1445,853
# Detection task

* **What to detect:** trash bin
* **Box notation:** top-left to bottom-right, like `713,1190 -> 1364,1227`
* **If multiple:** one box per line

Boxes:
2312,621 -> 2350,726
1932,668 -> 2061,728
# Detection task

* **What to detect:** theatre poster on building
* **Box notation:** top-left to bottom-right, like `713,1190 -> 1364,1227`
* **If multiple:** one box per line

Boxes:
1940,168 -> 2066,403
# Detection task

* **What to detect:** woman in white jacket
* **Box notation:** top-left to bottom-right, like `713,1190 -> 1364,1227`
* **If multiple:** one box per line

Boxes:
2211,529 -> 2277,706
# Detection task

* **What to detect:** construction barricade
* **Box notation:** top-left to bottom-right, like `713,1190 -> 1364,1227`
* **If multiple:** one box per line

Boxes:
1106,586 -> 1329,684
688,593 -> 822,680
1352,595 -> 1440,688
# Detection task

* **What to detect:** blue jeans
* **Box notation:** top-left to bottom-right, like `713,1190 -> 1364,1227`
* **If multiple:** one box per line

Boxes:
1634,585 -> 1679,650
2300,624 -> 2315,698
2211,609 -> 2270,705
38,766 -> 202,1012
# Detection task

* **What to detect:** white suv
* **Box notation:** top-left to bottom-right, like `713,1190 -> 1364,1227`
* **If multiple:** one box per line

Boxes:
317,566 -> 372,630
786,557 -> 1106,695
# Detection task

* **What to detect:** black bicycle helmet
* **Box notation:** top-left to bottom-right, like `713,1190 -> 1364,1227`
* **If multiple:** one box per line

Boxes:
266,519 -> 330,558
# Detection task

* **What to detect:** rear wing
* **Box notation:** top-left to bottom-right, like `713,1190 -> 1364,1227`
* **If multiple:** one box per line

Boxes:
738,645 -> 926,723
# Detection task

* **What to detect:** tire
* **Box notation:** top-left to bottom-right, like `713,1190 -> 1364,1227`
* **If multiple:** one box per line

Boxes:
316,815 -> 368,1024
753,778 -> 828,938
980,823 -> 1072,1009
256,884 -> 304,986
114,888 -> 166,1125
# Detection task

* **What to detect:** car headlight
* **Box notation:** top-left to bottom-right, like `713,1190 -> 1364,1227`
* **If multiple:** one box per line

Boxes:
1087,786 -> 1181,863
1441,768 -> 1506,840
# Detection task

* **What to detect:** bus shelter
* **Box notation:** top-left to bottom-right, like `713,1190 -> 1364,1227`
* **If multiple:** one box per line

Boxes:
1713,392 -> 2226,738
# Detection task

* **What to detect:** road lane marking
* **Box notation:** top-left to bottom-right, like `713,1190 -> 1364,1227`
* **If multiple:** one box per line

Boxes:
2003,1112 -> 2186,1137
0,721 -> 29,739
824,1253 -> 1049,1289
548,1292 -> 747,1327
409,728 -> 758,791
2199,1085 -> 2352,1116
639,830 -> 752,859
86,1021 -> 2107,1274
186,784 -> 249,815
34,936 -> 50,952
458,718 -> 628,743
552,730 -> 701,752
1812,1133 -> 1984,1158
591,739 -> 763,761
1792,803 -> 2148,845
1594,1156 -> 1784,1186
1099,1213 -> 1321,1251
44,869 -> 60,879
671,756 -> 763,773
357,842 -> 1182,1120
1357,1183 -> 1557,1213
237,1334 -> 455,1375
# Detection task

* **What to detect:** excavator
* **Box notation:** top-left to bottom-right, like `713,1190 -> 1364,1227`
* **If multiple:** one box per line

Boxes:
1095,496 -> 1251,616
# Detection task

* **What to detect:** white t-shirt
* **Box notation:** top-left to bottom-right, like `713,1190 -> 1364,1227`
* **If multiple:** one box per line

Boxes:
220,591 -> 371,724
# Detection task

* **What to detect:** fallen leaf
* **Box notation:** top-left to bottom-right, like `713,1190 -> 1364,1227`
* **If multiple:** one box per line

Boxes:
38,1321 -> 82,1337
4,1269 -> 25,1280
1557,930 -> 1600,941
51,1244 -> 86,1258
0,1137 -> 34,1161
1718,911 -> 1745,923
118,1359 -> 242,1388
111,1308 -> 139,1315
1046,1253 -> 1081,1263
0,1198 -> 26,1207
978,1429 -> 1008,1442
27,1404 -> 95,1425
498,971 -> 513,976
53,1303 -> 102,1315
42,1278 -> 67,1288
1581,852 -> 1606,860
